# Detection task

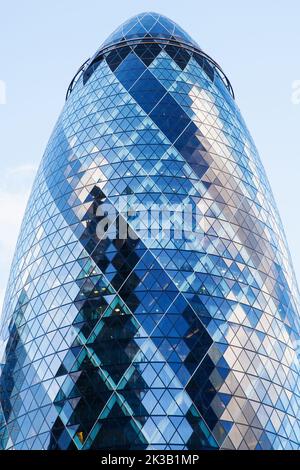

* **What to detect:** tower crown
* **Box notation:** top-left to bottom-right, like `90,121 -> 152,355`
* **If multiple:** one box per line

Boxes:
102,12 -> 200,49
66,12 -> 234,101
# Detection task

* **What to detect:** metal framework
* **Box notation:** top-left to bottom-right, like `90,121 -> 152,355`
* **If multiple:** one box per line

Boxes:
66,37 -> 235,101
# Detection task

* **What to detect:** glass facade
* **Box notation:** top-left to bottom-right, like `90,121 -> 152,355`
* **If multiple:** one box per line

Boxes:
0,12 -> 300,450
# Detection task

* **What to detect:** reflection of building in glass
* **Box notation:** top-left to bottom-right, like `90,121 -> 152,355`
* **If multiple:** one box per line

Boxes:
1,12 -> 300,450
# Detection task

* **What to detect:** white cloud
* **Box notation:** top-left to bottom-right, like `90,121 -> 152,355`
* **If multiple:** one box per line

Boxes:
0,165 -> 36,315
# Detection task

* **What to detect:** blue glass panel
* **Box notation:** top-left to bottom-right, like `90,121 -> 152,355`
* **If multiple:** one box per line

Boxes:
150,94 -> 192,143
130,70 -> 166,113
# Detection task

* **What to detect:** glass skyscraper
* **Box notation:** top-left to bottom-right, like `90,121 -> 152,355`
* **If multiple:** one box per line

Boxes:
0,12 -> 300,450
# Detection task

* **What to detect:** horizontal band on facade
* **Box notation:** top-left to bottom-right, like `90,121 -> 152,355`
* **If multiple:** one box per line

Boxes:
66,37 -> 235,101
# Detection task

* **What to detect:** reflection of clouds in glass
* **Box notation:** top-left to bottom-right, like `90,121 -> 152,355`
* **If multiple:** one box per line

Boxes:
0,165 -> 36,314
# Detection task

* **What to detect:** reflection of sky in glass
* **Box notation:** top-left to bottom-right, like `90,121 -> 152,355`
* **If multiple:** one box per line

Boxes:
102,12 -> 200,48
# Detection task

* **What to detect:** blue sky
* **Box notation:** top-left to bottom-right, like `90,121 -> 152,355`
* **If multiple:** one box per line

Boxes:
0,0 -> 299,311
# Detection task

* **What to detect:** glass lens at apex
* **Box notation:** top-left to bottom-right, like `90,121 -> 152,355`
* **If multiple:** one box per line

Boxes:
0,12 -> 300,450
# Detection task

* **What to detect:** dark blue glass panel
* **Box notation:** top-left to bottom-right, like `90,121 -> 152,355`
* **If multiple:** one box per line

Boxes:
114,53 -> 146,90
150,94 -> 192,143
130,70 -> 166,113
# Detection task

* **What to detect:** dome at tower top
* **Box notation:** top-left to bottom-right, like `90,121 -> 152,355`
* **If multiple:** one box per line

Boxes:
101,12 -> 200,49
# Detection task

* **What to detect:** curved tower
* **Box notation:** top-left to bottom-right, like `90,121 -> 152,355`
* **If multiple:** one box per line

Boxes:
0,12 -> 300,450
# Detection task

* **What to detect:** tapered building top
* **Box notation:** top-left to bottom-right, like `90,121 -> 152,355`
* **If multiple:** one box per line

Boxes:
66,12 -> 234,100
101,12 -> 200,48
